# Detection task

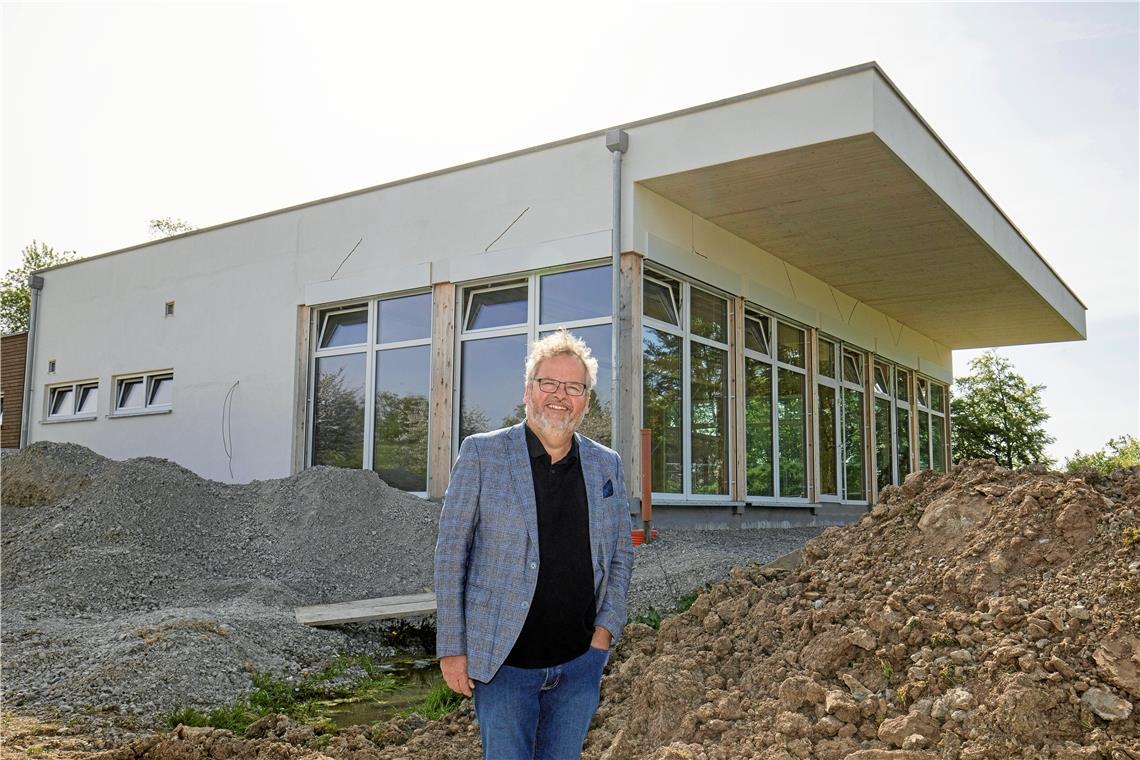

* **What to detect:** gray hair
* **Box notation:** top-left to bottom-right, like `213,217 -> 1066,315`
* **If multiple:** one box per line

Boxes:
524,329 -> 599,390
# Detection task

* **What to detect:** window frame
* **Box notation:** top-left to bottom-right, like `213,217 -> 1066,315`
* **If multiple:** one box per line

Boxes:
743,307 -> 809,504
815,336 -> 871,505
44,380 -> 100,422
109,370 -> 173,418
453,261 -> 615,462
915,374 -> 949,472
641,268 -> 734,502
308,289 -> 433,494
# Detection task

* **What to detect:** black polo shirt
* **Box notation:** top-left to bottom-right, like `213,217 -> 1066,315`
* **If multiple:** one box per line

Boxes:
505,425 -> 596,668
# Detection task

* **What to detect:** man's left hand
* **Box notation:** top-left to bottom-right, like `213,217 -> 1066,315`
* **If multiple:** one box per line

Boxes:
590,625 -> 612,650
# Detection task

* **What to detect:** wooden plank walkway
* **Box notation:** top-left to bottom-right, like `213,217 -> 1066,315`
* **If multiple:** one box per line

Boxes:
295,592 -> 437,626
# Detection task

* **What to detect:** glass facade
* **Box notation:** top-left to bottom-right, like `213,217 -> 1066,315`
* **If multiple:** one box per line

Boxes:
311,292 -> 432,491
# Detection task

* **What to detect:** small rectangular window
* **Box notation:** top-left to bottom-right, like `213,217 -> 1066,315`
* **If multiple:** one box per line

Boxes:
319,306 -> 368,348
540,266 -> 611,325
842,349 -> 863,386
643,275 -> 681,326
689,287 -> 727,343
147,374 -> 174,407
377,293 -> 432,344
818,338 -> 836,379
896,369 -> 910,402
165,301 -> 175,317
776,323 -> 805,368
46,381 -> 98,420
874,363 -> 891,395
465,281 -> 528,331
113,371 -> 174,415
744,312 -> 769,355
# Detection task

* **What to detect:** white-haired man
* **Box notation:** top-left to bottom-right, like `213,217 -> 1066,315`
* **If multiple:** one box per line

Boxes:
434,329 -> 633,759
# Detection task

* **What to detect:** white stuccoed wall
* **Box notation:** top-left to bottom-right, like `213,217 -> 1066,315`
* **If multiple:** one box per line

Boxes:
30,138 -> 612,483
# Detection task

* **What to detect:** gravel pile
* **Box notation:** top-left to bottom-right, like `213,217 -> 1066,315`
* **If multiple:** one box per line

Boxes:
629,528 -> 822,617
0,442 -> 818,734
1,442 -> 440,728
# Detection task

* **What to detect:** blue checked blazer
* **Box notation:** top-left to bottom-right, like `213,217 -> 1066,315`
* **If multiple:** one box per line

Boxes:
434,423 -> 634,683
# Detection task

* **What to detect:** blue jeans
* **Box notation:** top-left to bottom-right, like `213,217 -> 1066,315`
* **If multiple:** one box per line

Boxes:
473,645 -> 609,760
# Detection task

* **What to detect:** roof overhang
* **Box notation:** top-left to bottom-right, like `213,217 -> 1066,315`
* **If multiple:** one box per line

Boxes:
637,64 -> 1086,350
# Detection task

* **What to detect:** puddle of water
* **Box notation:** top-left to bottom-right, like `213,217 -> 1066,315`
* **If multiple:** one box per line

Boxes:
322,658 -> 441,727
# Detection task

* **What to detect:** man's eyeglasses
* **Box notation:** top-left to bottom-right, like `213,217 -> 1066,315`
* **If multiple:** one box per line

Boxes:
532,377 -> 587,397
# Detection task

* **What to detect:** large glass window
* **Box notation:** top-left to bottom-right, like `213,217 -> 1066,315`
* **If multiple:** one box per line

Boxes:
310,292 -> 432,491
896,368 -> 912,481
817,337 -> 869,502
643,272 -> 730,498
743,310 -> 807,500
457,265 -> 613,453
873,361 -> 895,494
916,376 -> 948,472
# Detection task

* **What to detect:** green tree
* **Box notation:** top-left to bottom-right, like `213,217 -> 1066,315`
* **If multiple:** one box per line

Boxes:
1065,435 -> 1140,474
148,217 -> 196,239
1,241 -> 75,334
950,351 -> 1055,468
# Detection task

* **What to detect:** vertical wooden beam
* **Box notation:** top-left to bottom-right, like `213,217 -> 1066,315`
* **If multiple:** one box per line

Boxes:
730,298 -> 746,503
290,306 -> 312,475
618,252 -> 643,500
864,351 -> 875,504
806,327 -> 820,503
428,282 -> 456,500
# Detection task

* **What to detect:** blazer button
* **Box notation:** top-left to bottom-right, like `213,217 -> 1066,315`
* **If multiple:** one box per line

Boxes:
521,601 -> 528,608
529,562 -> 537,569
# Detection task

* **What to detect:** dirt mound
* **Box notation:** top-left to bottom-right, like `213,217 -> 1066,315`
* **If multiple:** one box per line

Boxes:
1,442 -> 442,724
113,460 -> 1140,758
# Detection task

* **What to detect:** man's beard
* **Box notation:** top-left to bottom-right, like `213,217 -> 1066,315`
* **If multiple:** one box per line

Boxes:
526,397 -> 586,436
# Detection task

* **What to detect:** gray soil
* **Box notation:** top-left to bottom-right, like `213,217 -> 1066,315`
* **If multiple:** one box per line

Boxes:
0,442 -> 818,733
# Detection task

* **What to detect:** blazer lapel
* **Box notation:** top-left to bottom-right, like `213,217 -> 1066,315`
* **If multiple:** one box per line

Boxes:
506,423 -> 539,549
577,433 -> 602,571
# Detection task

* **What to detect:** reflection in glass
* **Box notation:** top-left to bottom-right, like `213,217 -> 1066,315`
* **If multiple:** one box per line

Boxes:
843,388 -> 865,501
778,368 -> 806,498
777,323 -> 805,368
930,384 -> 945,413
378,293 -> 432,344
460,335 -> 528,442
540,266 -> 611,324
466,283 -> 528,331
690,288 -> 727,343
896,369 -> 909,401
919,411 -> 931,470
643,276 -> 680,326
312,354 -> 366,468
842,350 -> 863,385
320,308 -> 368,348
917,378 -> 929,407
874,364 -> 891,395
875,397 -> 893,492
540,324 -> 612,447
744,314 -> 769,355
745,358 -> 773,496
897,407 -> 911,481
643,327 -> 682,493
932,414 -> 946,471
691,343 -> 728,494
818,339 -> 836,378
818,384 -> 838,496
374,345 -> 430,491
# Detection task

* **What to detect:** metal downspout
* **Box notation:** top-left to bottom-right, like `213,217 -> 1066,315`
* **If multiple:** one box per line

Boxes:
606,129 -> 628,456
20,275 -> 44,448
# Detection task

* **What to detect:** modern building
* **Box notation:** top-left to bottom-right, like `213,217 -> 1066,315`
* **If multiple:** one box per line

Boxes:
23,63 -> 1085,527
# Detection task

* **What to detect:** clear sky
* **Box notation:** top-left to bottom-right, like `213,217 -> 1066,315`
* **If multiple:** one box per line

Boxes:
3,1 -> 1137,463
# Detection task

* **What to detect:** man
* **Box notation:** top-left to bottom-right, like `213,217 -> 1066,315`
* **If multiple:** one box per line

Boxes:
434,329 -> 633,760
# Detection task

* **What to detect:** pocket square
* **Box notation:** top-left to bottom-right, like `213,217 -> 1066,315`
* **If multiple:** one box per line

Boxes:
602,479 -> 614,498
